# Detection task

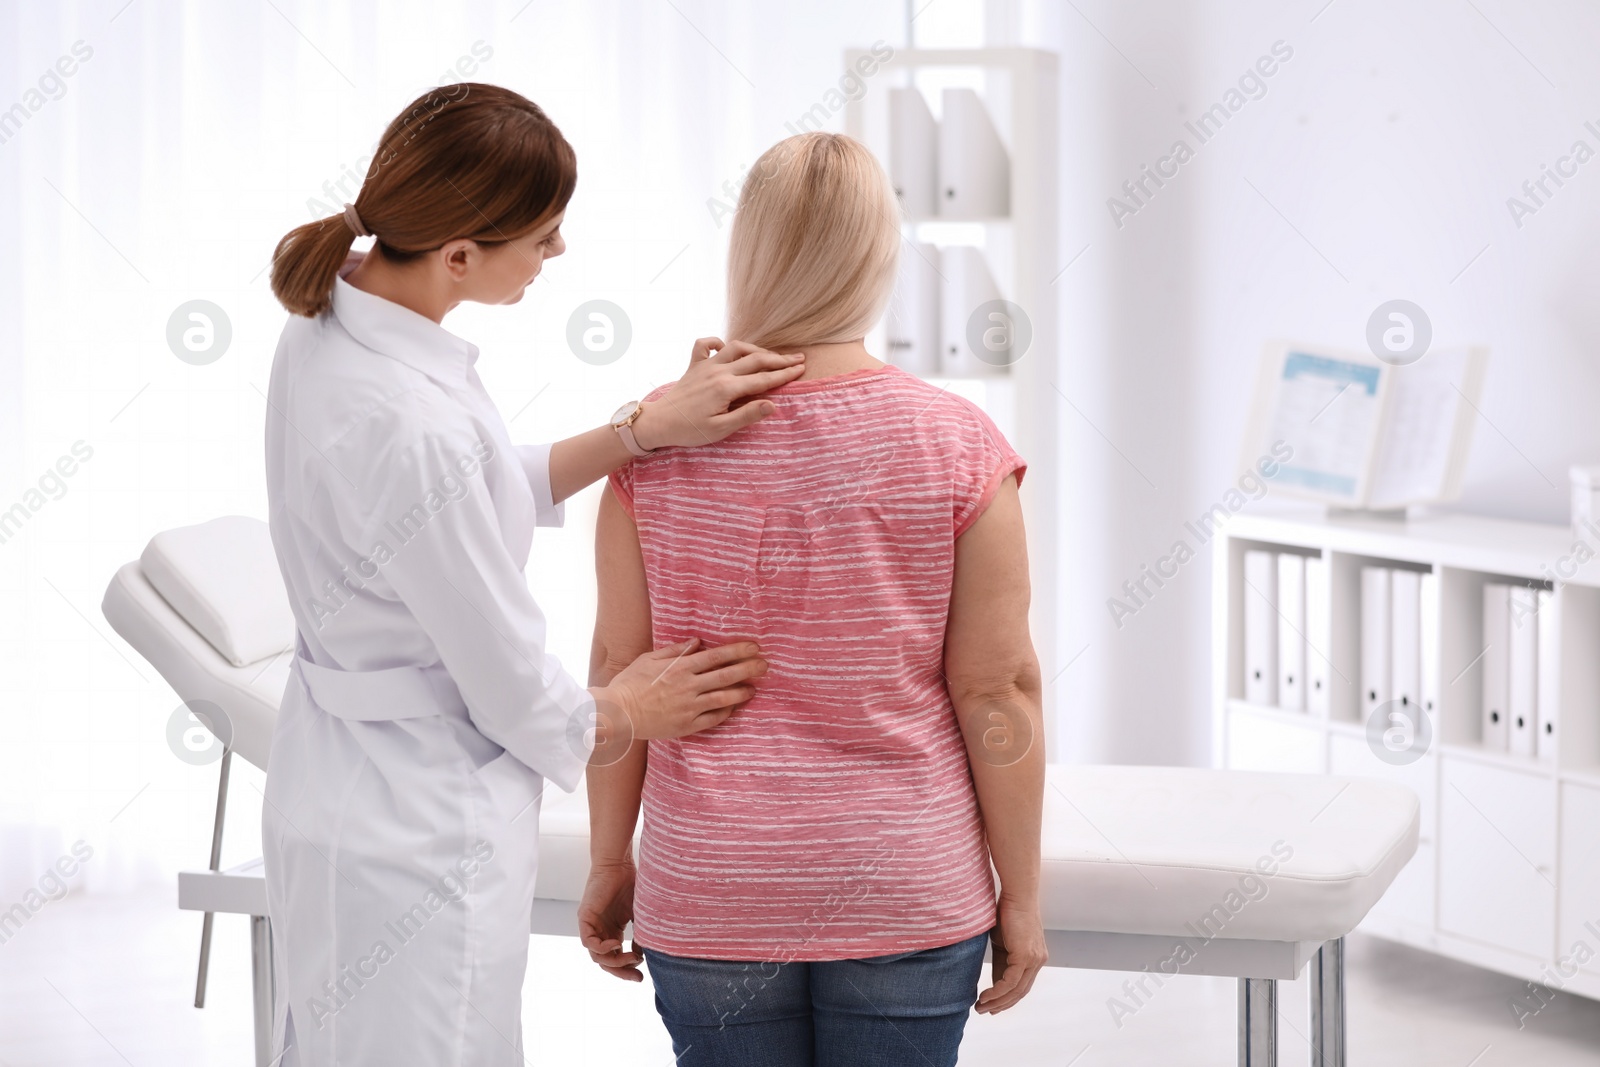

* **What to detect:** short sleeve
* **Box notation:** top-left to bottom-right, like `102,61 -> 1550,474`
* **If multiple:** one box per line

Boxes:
951,402 -> 1026,536
607,461 -> 637,519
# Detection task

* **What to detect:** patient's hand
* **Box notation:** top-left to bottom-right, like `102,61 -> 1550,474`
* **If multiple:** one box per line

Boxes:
976,892 -> 1047,1014
579,858 -> 643,982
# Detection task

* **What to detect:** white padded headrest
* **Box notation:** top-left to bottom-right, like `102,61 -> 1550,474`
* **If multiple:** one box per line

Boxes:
140,516 -> 295,668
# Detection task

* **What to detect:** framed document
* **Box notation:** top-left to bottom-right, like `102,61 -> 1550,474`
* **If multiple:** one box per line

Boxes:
1240,341 -> 1488,509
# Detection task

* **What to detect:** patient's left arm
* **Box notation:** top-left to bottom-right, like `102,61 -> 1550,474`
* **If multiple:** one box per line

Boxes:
579,485 -> 653,982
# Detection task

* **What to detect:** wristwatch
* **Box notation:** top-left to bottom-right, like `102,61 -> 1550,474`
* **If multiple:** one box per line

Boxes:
610,400 -> 655,457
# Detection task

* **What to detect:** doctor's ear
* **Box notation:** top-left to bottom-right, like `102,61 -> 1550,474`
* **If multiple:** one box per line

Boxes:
437,238 -> 483,280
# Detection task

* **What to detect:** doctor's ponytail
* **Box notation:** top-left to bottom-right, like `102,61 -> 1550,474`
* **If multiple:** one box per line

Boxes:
270,83 -> 578,317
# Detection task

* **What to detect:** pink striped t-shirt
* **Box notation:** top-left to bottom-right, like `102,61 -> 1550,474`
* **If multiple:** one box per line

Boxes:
608,364 -> 1026,961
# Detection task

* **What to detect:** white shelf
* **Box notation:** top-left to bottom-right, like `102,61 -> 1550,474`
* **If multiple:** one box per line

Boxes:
845,46 -> 1057,384
1227,503 -> 1599,586
845,46 -> 1061,757
1213,508 -> 1600,1000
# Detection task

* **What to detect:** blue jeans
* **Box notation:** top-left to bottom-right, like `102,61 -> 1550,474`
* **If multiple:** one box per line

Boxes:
642,931 -> 990,1066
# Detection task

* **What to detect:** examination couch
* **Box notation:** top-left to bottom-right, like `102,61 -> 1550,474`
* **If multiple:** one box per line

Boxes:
102,517 -> 1420,1066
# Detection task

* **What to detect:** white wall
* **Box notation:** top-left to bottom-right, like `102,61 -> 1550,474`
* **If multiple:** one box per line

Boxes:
1020,0 -> 1600,766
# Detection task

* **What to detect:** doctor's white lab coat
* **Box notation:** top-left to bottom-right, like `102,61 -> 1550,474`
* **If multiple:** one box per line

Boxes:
261,273 -> 595,1065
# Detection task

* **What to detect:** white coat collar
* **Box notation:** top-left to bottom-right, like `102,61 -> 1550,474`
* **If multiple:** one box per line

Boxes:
330,274 -> 479,387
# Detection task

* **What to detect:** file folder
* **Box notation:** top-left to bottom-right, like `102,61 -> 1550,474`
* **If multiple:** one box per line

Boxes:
885,242 -> 941,376
1537,588 -> 1558,763
1243,550 -> 1278,706
1508,586 -> 1539,757
888,87 -> 938,219
938,87 -> 1010,219
938,246 -> 1007,377
1306,555 -> 1330,716
1277,553 -> 1306,711
1482,582 -> 1510,751
1361,567 -> 1391,715
1390,569 -> 1421,713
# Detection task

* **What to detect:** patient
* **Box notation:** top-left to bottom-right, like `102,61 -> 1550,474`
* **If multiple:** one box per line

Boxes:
580,132 -> 1045,1067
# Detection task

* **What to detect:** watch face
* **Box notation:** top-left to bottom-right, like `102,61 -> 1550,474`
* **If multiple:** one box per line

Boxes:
611,401 -> 637,426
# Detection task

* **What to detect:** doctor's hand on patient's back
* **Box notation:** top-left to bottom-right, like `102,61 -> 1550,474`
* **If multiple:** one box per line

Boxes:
628,338 -> 804,450
588,637 -> 767,746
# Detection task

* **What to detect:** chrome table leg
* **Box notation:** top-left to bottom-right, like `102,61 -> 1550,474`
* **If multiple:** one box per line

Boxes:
251,914 -> 274,1067
1309,938 -> 1346,1067
1239,976 -> 1277,1066
194,747 -> 232,1008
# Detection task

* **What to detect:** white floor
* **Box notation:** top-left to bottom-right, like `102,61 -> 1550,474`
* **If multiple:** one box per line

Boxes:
2,887 -> 1599,1065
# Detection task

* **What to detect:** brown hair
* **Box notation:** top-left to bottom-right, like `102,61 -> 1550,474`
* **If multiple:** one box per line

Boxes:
726,132 -> 900,351
270,83 -> 577,317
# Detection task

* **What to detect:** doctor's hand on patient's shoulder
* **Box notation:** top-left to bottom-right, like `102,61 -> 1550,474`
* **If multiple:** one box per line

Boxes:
976,892 -> 1048,1015
630,338 -> 804,451
578,858 -> 643,981
589,638 -> 767,743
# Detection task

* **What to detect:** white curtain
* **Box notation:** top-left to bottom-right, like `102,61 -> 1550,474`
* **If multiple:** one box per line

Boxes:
0,0 -> 952,896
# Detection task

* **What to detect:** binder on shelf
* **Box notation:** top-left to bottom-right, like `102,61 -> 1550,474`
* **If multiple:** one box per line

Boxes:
1482,582 -> 1511,751
1361,567 -> 1392,715
938,87 -> 1010,219
1390,569 -> 1421,713
1508,585 -> 1540,758
1243,550 -> 1278,707
888,87 -> 938,219
1537,587 -> 1559,763
1305,556 -> 1330,716
885,242 -> 941,376
938,246 -> 1007,377
1277,553 -> 1306,712
1420,571 -> 1439,717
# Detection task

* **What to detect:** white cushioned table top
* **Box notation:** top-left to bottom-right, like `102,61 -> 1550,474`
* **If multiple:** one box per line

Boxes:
534,763 -> 1419,945
102,560 -> 290,773
103,516 -> 294,772
139,516 -> 295,668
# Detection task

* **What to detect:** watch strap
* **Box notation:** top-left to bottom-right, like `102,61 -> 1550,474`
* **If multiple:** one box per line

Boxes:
613,403 -> 654,457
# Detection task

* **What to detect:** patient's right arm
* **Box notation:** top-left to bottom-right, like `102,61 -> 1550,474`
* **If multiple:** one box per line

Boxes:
580,486 -> 655,981
582,485 -> 770,979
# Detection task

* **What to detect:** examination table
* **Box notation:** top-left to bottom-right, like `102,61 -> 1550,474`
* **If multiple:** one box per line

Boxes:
102,517 -> 1420,1066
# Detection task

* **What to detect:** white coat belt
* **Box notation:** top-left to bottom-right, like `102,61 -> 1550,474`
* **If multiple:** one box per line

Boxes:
293,653 -> 468,722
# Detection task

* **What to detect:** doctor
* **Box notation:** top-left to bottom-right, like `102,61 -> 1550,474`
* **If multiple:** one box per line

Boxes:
260,83 -> 798,1064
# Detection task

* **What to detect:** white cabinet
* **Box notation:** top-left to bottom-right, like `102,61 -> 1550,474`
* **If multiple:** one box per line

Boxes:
1329,732 -> 1436,929
1438,757 -> 1556,959
1559,780 -> 1600,977
1212,508 -> 1600,998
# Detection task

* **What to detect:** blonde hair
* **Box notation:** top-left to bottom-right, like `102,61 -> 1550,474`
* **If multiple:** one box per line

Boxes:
726,133 -> 901,350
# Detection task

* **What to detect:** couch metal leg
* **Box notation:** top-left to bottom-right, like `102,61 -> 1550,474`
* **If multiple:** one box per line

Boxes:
1309,938 -> 1345,1067
1238,976 -> 1276,1066
194,747 -> 232,1008
251,914 -> 274,1067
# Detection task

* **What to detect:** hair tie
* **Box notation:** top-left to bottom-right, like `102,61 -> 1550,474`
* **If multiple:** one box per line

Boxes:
341,202 -> 371,237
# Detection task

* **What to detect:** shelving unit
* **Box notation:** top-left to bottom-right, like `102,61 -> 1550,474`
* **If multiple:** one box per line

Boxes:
1214,504 -> 1600,999
843,47 -> 1060,749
